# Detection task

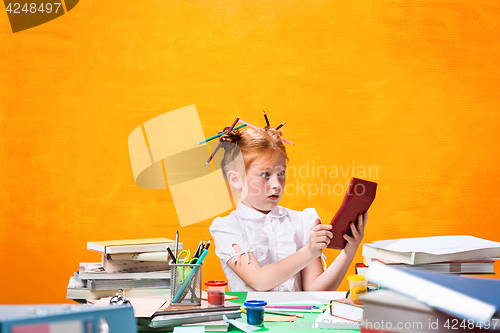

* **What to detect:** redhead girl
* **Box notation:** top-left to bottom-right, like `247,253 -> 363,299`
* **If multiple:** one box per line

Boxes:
209,126 -> 367,292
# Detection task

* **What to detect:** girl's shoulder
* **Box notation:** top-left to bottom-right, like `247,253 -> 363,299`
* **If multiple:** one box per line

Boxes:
210,210 -> 237,225
280,206 -> 320,222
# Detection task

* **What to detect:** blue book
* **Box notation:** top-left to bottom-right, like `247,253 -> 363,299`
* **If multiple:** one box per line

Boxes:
0,304 -> 136,333
367,261 -> 500,324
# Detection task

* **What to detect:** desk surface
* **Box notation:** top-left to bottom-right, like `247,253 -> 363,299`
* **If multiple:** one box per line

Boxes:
226,291 -> 359,333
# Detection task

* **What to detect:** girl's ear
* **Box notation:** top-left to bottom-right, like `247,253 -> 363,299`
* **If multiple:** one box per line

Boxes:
226,170 -> 242,190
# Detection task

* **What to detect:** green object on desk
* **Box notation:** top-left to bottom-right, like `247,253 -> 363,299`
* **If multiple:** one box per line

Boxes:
225,292 -> 359,333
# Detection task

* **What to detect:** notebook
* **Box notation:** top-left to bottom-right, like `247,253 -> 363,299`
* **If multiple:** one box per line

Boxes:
327,177 -> 377,249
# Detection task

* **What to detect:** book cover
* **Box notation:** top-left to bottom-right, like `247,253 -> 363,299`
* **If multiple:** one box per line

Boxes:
360,289 -> 493,333
327,178 -> 377,249
87,238 -> 177,254
330,298 -> 364,321
366,261 -> 500,324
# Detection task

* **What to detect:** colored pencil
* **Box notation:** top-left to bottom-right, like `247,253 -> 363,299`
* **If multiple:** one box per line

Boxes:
195,124 -> 246,146
275,122 -> 285,130
166,247 -> 177,264
239,119 -> 294,145
174,230 -> 179,259
266,305 -> 319,309
205,117 -> 239,166
240,308 -> 302,318
263,110 -> 270,126
238,119 -> 258,129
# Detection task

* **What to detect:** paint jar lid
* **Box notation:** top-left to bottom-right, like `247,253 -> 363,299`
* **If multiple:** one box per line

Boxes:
244,300 -> 267,307
205,280 -> 228,287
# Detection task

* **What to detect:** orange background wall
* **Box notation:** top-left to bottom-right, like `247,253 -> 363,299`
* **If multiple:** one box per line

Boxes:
1,0 -> 499,304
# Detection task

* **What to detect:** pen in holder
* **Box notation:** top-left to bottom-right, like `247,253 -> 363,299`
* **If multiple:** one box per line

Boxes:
170,262 -> 202,305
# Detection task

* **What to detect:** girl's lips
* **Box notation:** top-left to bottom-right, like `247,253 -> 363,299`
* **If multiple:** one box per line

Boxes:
268,194 -> 280,200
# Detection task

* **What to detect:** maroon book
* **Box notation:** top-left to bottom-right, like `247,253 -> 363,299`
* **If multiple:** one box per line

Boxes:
327,178 -> 377,249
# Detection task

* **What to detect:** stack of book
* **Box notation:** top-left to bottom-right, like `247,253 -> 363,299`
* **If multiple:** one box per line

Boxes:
136,300 -> 241,331
67,238 -> 182,302
361,262 -> 500,333
358,235 -> 500,276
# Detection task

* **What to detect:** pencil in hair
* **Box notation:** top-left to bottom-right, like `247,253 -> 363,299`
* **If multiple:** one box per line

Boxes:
204,117 -> 240,166
195,124 -> 246,146
238,119 -> 258,129
205,142 -> 222,166
263,111 -> 270,126
275,122 -> 285,130
228,117 -> 240,132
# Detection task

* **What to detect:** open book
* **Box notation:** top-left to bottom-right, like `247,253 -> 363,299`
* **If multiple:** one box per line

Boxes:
327,178 -> 377,249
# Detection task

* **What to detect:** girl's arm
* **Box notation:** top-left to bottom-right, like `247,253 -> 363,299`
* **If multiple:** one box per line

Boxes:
302,212 -> 367,291
227,223 -> 333,291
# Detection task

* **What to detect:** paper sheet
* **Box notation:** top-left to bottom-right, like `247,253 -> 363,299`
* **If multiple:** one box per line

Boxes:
223,314 -> 260,332
314,310 -> 360,330
246,291 -> 345,305
93,297 -> 167,318
264,315 -> 296,322
366,235 -> 500,255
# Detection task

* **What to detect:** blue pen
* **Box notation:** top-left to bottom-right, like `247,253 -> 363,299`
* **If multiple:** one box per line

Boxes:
172,249 -> 209,303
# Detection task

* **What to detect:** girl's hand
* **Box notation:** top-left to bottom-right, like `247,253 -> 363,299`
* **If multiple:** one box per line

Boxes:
343,212 -> 367,256
308,218 -> 333,258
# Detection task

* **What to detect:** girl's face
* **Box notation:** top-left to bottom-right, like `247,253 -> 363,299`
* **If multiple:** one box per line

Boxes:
240,154 -> 286,214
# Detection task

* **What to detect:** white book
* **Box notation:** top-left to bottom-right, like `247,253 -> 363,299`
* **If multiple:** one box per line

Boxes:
79,263 -> 171,280
87,238 -> 180,254
366,261 -> 500,324
360,289 -> 462,333
330,298 -> 364,321
66,277 -> 170,300
362,235 -> 500,265
106,252 -> 174,262
102,255 -> 171,273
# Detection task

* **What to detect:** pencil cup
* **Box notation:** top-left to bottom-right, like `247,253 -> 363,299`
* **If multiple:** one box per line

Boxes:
170,263 -> 202,305
347,274 -> 367,305
244,300 -> 267,326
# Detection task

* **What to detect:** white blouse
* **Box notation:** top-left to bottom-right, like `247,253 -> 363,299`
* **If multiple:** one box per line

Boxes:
209,202 -> 323,292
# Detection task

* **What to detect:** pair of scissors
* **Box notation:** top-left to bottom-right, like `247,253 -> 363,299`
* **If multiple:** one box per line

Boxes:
176,250 -> 199,284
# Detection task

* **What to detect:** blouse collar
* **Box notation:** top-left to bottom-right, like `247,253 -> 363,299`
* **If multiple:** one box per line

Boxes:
235,202 -> 286,220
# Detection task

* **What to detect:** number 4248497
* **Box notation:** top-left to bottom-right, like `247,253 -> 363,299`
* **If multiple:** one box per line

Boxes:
6,3 -> 62,14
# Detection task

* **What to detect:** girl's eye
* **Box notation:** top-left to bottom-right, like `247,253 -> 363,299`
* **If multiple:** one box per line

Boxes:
261,172 -> 270,179
278,170 -> 286,177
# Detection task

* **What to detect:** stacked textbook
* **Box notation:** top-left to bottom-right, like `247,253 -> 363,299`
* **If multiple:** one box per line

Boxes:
361,262 -> 500,333
67,238 -> 182,301
358,235 -> 499,276
358,235 -> 500,333
136,300 -> 241,331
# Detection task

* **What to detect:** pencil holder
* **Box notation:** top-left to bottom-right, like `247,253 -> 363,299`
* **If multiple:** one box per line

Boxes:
170,263 -> 202,305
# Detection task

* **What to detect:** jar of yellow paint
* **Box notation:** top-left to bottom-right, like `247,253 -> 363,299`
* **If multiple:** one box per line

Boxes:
347,275 -> 367,304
